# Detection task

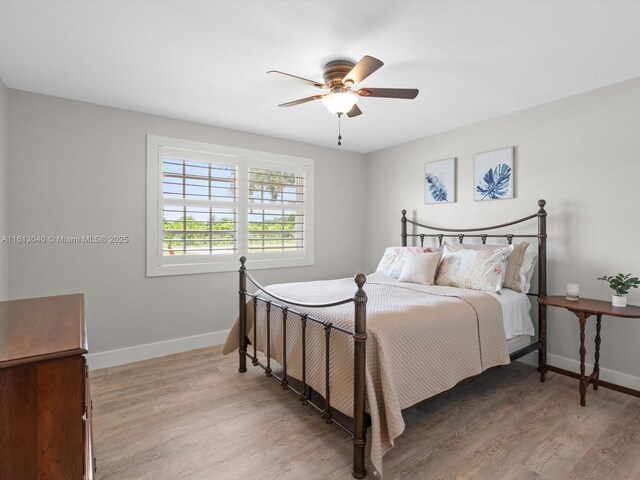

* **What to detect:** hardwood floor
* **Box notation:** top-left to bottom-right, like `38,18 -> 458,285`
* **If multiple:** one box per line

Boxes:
91,346 -> 640,480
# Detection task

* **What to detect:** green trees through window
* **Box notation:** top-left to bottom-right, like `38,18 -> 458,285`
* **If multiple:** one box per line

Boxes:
163,169 -> 303,255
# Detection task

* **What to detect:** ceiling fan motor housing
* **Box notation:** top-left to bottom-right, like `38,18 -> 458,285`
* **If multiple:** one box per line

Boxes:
323,60 -> 356,89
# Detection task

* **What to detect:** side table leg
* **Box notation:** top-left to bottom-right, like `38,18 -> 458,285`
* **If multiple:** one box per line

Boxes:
578,312 -> 587,407
593,314 -> 602,391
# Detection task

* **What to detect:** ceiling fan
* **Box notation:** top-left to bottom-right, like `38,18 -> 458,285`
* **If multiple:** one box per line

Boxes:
268,55 -> 419,145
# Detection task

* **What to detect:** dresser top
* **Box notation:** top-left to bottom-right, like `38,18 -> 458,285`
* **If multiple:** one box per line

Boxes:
0,294 -> 86,368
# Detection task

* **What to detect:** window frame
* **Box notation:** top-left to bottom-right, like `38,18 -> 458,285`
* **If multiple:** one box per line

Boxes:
147,135 -> 314,277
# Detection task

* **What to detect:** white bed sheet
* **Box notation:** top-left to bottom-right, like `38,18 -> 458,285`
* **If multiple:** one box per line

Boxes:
488,288 -> 535,340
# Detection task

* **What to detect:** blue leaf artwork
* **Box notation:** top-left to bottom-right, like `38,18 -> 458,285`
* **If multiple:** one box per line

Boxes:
425,158 -> 456,204
473,147 -> 515,201
476,163 -> 512,200
426,173 -> 448,202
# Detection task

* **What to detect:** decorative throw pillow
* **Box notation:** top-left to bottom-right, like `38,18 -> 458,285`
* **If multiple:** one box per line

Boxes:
375,246 -> 440,279
435,244 -> 514,292
398,251 -> 443,285
440,241 -> 530,292
503,242 -> 529,292
520,247 -> 538,294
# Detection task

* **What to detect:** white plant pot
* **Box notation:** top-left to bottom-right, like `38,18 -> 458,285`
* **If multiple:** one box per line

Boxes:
612,295 -> 627,308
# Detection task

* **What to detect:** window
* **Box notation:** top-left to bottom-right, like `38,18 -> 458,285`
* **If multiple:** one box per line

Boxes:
147,135 -> 314,276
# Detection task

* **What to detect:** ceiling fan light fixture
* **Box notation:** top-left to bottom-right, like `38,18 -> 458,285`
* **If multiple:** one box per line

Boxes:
321,91 -> 358,114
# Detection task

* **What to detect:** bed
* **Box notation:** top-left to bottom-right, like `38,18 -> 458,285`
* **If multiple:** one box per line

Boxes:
223,199 -> 548,478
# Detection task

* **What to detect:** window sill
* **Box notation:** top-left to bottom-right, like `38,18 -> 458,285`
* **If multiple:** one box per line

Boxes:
146,254 -> 314,277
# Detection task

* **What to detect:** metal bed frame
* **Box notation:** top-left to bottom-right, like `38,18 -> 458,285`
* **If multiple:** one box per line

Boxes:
237,199 -> 548,478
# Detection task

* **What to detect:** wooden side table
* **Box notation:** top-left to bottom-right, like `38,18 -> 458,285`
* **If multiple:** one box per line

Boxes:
538,295 -> 640,406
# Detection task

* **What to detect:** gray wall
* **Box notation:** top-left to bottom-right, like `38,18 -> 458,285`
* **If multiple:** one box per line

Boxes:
0,77 -> 8,300
7,91 -> 366,354
365,78 -> 640,381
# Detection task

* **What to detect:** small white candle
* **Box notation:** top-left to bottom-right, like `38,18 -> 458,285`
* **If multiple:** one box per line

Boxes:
566,283 -> 579,300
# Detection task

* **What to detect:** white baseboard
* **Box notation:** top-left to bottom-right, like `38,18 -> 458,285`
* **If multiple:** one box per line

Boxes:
87,329 -> 230,370
518,352 -> 640,391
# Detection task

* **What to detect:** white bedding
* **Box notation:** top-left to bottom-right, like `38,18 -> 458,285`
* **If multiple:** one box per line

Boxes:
488,288 -> 535,339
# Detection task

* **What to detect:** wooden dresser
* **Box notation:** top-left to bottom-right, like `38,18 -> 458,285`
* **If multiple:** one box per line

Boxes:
0,294 -> 94,480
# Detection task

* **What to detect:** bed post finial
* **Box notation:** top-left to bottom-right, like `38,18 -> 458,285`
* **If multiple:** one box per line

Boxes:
401,210 -> 408,247
238,256 -> 248,373
538,199 -> 546,212
537,199 -> 547,383
352,273 -> 367,479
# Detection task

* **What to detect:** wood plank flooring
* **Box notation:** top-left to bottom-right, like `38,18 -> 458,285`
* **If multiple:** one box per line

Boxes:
90,346 -> 640,479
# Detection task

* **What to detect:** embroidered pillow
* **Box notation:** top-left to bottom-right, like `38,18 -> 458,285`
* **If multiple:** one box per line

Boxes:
375,246 -> 439,279
438,241 -> 529,292
398,251 -> 443,285
435,244 -> 514,292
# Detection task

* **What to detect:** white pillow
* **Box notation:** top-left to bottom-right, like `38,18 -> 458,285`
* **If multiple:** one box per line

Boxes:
398,251 -> 443,285
375,246 -> 441,279
520,247 -> 538,293
435,244 -> 514,292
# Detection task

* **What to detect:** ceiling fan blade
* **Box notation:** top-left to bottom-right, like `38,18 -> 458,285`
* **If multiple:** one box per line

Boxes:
346,104 -> 362,118
343,56 -> 384,86
278,95 -> 325,107
267,70 -> 328,89
357,88 -> 419,99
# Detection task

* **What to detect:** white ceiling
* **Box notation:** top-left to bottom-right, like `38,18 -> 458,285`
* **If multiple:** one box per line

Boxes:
1,1 -> 640,153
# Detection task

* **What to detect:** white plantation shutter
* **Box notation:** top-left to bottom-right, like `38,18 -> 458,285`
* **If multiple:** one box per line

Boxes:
247,166 -> 305,254
147,136 -> 314,276
161,147 -> 239,257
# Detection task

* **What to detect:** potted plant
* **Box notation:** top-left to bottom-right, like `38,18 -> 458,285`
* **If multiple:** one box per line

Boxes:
597,273 -> 640,307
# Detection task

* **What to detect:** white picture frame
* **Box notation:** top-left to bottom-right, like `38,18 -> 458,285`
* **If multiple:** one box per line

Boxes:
424,158 -> 456,204
473,147 -> 515,201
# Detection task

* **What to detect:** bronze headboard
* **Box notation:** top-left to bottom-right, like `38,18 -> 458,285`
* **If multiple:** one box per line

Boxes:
401,199 -> 547,298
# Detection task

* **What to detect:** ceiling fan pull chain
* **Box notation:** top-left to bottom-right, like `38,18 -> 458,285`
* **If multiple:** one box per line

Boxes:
337,113 -> 342,146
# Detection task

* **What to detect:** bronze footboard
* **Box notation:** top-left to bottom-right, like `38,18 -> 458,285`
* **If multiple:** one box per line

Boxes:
238,257 -> 369,478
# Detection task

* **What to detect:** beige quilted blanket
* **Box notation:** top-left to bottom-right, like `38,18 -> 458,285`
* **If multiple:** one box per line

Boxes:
223,273 -> 509,476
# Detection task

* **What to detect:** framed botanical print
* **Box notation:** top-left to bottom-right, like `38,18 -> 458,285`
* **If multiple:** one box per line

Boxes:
425,158 -> 456,204
474,147 -> 514,201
